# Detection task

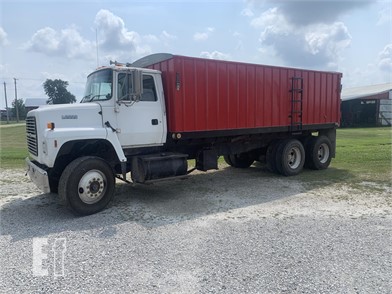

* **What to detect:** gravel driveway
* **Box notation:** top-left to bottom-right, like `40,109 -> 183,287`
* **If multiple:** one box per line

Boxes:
1,165 -> 391,293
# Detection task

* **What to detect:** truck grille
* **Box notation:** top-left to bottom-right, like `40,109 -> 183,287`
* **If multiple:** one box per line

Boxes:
26,116 -> 38,156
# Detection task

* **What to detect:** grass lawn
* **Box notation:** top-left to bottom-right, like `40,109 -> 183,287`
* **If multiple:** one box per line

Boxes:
0,123 -> 28,169
333,128 -> 391,183
0,120 -> 25,125
1,124 -> 391,184
297,128 -> 392,186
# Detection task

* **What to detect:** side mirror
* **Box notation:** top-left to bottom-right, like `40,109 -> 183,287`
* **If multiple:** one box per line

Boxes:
131,70 -> 143,101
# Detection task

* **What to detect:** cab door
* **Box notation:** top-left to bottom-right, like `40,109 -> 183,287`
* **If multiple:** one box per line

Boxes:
115,72 -> 166,147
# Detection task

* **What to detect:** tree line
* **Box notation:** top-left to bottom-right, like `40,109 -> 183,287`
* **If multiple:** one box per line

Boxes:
4,79 -> 76,120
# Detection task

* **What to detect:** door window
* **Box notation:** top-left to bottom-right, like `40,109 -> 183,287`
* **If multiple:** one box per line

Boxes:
141,75 -> 157,102
117,73 -> 133,101
117,73 -> 157,102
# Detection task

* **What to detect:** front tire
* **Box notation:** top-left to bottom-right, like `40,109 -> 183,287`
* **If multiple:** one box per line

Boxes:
59,156 -> 115,215
48,176 -> 59,193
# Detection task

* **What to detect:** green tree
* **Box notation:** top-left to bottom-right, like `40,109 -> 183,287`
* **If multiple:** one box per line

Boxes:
12,98 -> 27,120
43,79 -> 76,104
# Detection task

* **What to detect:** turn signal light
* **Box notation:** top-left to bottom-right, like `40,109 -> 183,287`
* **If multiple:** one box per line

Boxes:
47,122 -> 55,130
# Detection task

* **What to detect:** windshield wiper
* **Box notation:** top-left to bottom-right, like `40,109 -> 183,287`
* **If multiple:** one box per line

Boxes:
82,94 -> 108,103
81,94 -> 92,103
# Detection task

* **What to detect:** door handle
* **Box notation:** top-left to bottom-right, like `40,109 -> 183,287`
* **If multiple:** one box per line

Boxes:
151,119 -> 159,125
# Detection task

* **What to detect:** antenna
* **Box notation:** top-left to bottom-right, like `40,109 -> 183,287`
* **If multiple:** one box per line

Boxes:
95,28 -> 99,67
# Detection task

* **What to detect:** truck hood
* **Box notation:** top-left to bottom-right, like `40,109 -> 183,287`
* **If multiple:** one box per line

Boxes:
28,103 -> 103,129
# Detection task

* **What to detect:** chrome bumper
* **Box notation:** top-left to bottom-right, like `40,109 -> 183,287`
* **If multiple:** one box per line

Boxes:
25,158 -> 51,194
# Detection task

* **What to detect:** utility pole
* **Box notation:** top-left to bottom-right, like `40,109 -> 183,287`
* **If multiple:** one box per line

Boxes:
3,82 -> 10,124
13,78 -> 19,123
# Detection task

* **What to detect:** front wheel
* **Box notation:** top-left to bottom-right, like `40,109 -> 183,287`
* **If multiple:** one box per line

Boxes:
59,156 -> 115,215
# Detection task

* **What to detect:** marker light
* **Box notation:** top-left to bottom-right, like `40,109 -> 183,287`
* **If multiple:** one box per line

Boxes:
47,122 -> 55,130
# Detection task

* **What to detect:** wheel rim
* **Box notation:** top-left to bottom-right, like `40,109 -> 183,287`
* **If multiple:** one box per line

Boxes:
287,146 -> 302,169
318,143 -> 330,164
78,169 -> 107,204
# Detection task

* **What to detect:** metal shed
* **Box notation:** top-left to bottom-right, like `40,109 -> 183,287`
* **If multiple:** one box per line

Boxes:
341,83 -> 392,127
24,98 -> 47,113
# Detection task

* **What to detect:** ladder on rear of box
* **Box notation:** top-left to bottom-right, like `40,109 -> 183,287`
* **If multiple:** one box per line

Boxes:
289,77 -> 303,132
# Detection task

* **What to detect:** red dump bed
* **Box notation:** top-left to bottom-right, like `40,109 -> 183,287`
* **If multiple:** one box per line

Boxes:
135,54 -> 342,134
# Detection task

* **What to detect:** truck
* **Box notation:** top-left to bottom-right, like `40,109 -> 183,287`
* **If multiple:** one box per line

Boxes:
26,53 -> 342,215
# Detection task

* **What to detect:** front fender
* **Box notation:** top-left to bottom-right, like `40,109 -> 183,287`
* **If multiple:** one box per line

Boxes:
41,127 -> 126,167
105,130 -> 127,163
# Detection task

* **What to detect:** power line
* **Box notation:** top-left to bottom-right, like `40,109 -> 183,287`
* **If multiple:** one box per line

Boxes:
1,77 -> 85,84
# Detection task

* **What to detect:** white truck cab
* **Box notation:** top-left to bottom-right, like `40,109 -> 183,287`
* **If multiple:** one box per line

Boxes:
85,66 -> 167,147
26,65 -> 171,215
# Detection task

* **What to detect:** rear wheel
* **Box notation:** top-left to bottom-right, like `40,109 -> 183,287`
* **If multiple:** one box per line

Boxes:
275,139 -> 305,176
223,155 -> 234,166
59,156 -> 115,215
305,136 -> 332,170
266,140 -> 280,173
224,153 -> 254,168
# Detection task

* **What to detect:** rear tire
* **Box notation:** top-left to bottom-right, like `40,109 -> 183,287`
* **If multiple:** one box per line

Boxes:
305,136 -> 332,170
266,140 -> 280,173
223,155 -> 234,166
275,139 -> 305,176
59,156 -> 115,215
224,153 -> 254,168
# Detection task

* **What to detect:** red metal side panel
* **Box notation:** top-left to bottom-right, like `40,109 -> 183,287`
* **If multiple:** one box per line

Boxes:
207,60 -> 218,130
246,65 -> 256,128
305,72 -> 312,124
217,61 -> 229,129
236,64 -> 245,128
147,55 -> 341,133
227,63 -> 238,129
332,73 -> 341,123
182,58 -> 196,130
196,59 -> 208,130
316,73 -> 323,124
255,66 -> 263,126
300,71 -> 342,125
156,58 -> 180,131
263,67 -> 273,127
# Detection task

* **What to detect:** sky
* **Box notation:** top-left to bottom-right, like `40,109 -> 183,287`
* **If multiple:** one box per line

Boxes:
0,0 -> 391,109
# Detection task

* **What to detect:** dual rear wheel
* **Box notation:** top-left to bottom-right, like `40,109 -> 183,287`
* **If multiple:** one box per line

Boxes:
305,136 -> 332,170
225,135 -> 332,176
266,136 -> 332,176
266,139 -> 305,176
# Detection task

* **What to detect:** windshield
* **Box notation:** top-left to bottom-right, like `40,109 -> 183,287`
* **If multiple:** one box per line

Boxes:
81,69 -> 113,103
